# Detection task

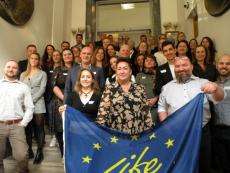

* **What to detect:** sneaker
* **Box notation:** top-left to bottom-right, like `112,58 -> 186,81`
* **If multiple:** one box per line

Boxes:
49,136 -> 57,147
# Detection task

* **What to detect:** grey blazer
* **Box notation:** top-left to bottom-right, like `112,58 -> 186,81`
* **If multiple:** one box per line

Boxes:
20,69 -> 47,113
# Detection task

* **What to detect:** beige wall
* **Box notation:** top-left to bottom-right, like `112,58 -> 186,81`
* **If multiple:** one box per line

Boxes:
96,2 -> 151,32
161,0 -> 230,56
0,0 -> 54,78
196,0 -> 230,55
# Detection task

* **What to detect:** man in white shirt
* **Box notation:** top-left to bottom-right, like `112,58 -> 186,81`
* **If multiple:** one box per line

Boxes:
0,60 -> 34,173
158,56 -> 224,173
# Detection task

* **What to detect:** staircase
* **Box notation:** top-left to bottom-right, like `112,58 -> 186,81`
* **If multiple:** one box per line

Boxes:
3,135 -> 64,173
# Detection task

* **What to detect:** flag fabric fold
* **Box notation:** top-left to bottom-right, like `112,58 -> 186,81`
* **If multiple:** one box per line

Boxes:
64,93 -> 204,173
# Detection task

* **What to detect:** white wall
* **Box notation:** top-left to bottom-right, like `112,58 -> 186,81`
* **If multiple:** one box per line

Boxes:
70,0 -> 86,45
160,0 -> 179,33
196,0 -> 230,55
0,0 -> 54,78
161,0 -> 230,55
96,2 -> 151,32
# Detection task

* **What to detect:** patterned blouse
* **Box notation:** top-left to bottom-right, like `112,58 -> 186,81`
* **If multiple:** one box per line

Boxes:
97,81 -> 153,135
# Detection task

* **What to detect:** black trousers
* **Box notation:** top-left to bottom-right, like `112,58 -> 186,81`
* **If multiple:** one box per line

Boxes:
25,114 -> 45,151
212,125 -> 230,173
199,124 -> 212,173
55,132 -> 63,157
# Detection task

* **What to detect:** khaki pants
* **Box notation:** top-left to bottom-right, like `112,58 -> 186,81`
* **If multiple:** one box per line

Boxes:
0,123 -> 29,173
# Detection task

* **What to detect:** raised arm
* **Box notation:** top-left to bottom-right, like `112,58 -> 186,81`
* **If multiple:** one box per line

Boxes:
201,81 -> 224,102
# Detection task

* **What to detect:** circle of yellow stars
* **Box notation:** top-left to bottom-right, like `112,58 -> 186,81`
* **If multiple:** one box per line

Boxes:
81,133 -> 175,164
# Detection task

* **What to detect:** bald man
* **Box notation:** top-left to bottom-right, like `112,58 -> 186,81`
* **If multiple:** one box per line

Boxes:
64,46 -> 105,102
0,61 -> 34,173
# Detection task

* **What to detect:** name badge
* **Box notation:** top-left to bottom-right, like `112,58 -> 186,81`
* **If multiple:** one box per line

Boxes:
160,69 -> 167,73
93,72 -> 97,75
63,73 -> 68,76
142,76 -> 146,79
88,101 -> 94,104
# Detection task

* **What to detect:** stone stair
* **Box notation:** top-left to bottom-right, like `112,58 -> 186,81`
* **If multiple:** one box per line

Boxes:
3,135 -> 65,173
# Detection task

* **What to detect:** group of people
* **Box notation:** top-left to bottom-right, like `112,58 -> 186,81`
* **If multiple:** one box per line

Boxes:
0,32 -> 229,173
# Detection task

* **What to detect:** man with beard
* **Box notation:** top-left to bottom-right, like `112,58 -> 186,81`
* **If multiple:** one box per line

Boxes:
158,56 -> 224,173
0,61 -> 34,173
212,54 -> 230,173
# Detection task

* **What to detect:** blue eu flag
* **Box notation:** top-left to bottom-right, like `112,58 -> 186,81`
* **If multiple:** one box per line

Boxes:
64,93 -> 204,173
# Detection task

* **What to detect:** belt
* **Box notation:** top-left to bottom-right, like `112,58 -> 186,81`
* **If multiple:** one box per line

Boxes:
0,119 -> 22,125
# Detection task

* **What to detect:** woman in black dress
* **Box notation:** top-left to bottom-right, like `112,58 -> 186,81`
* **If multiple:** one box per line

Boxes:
192,45 -> 218,82
59,68 -> 101,121
51,48 -> 73,157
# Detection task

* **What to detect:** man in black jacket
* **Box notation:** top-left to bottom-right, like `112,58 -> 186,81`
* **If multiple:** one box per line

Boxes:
18,44 -> 37,76
155,41 -> 177,95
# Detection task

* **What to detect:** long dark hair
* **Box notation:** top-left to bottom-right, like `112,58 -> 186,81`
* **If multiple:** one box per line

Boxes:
42,44 -> 55,71
176,40 -> 192,61
194,45 -> 208,65
201,36 -> 216,64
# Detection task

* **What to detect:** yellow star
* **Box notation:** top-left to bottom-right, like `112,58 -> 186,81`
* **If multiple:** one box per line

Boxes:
93,143 -> 101,150
165,139 -> 174,148
131,135 -> 139,141
111,136 -> 119,143
82,156 -> 92,163
149,133 -> 156,140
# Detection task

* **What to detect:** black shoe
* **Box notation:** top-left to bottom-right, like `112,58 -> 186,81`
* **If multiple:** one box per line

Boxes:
33,150 -> 44,164
28,148 -> 34,159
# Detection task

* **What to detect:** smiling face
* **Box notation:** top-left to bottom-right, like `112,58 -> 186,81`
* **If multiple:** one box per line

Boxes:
4,61 -> 19,80
47,45 -> 54,57
195,46 -> 206,63
80,47 -> 92,65
144,56 -> 156,69
136,55 -> 145,68
216,55 -> 230,78
80,70 -> 93,89
201,38 -> 210,48
139,42 -> 148,53
107,45 -> 116,57
189,39 -> 197,50
95,49 -> 104,62
52,51 -> 62,63
174,57 -> 193,83
29,53 -> 40,68
119,45 -> 130,58
62,49 -> 73,64
162,44 -> 176,62
116,61 -> 132,83
177,42 -> 188,56
110,57 -> 117,71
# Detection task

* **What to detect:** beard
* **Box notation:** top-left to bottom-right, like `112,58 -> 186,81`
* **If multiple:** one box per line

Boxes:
219,68 -> 230,77
176,73 -> 191,83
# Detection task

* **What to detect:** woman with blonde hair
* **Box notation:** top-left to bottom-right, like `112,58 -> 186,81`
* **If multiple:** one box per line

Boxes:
20,53 -> 47,164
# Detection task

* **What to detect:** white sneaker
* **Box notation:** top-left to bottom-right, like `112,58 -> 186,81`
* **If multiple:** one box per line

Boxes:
49,136 -> 57,147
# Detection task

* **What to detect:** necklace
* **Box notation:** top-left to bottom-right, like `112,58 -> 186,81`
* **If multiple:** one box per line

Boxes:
81,89 -> 92,98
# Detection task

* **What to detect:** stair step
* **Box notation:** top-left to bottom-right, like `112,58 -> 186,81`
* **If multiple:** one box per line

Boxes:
3,133 -> 65,173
